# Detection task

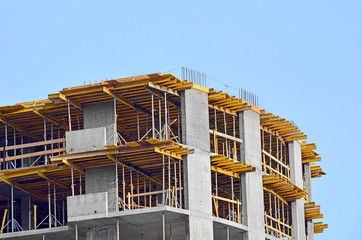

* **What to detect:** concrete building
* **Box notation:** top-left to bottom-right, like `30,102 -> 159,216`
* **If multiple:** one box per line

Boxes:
0,73 -> 327,239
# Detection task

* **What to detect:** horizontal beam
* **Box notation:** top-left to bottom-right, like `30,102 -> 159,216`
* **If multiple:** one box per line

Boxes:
59,93 -> 83,111
154,147 -> 183,160
145,82 -> 179,96
211,165 -> 239,178
103,87 -> 151,116
0,117 -> 42,142
1,138 -> 65,152
0,177 -> 47,201
209,129 -> 243,143
62,159 -> 84,174
1,148 -> 65,162
37,172 -> 68,189
107,154 -> 161,185
209,104 -> 238,116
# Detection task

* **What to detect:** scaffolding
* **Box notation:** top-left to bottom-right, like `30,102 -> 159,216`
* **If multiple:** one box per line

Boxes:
0,73 -> 327,237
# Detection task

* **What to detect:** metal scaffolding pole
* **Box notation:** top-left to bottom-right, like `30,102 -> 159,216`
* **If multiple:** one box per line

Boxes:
137,110 -> 140,141
158,97 -> 162,140
79,172 -> 82,195
115,157 -> 119,211
151,93 -> 155,139
11,184 -> 14,232
162,213 -> 165,240
67,99 -> 72,131
162,154 -> 165,204
143,175 -> 146,207
130,168 -> 133,209
179,160 -> 182,209
5,122 -> 8,170
122,165 -> 125,210
53,183 -> 57,227
13,128 -> 16,168
21,131 -> 24,167
231,177 -> 234,221
168,156 -> 171,206
137,172 -> 140,208
44,116 -> 47,165
71,164 -> 74,196
51,122 -> 54,157
48,180 -> 51,228
174,160 -> 177,207
164,92 -> 167,140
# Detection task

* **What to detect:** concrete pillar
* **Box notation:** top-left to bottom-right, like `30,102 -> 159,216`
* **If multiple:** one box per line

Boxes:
181,88 -> 213,240
86,225 -> 117,240
85,166 -> 117,213
288,141 -> 306,240
85,166 -> 117,240
21,196 -> 31,230
238,110 -> 265,240
83,101 -> 117,146
304,163 -> 314,240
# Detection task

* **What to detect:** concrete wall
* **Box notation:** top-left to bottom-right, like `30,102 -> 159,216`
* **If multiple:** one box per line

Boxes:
83,101 -> 117,146
181,88 -> 213,240
288,141 -> 306,240
67,192 -> 108,220
65,127 -> 106,153
85,166 -> 117,213
238,110 -> 265,240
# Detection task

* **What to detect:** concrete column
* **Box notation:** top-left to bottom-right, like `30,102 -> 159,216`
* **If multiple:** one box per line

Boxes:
85,166 -> 117,212
288,141 -> 306,240
21,196 -> 31,230
238,110 -> 265,240
181,88 -> 213,240
83,101 -> 117,146
304,163 -> 314,240
85,166 -> 117,240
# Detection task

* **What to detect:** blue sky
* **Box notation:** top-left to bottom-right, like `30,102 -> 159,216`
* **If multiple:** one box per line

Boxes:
1,1 -> 361,239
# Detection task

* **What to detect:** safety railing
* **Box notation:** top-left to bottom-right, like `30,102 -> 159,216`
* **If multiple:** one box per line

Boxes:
265,212 -> 293,239
210,129 -> 241,160
0,138 -> 65,169
212,194 -> 242,224
262,150 -> 290,181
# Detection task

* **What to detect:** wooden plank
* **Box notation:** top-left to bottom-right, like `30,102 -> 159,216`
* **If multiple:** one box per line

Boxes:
1,138 -> 65,152
1,148 -> 64,162
209,129 -> 243,143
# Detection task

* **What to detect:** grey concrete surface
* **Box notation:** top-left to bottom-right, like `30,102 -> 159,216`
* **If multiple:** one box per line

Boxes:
181,88 -> 210,152
304,163 -> 314,240
67,192 -> 108,220
83,101 -> 116,146
238,110 -> 265,240
181,88 -> 213,240
65,127 -> 106,153
288,140 -> 306,240
85,166 -> 117,213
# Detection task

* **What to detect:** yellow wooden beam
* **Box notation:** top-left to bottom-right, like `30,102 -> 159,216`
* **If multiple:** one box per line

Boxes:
103,87 -> 151,116
0,116 -> 42,141
154,147 -> 182,160
211,165 -> 239,178
62,159 -> 84,174
37,172 -> 68,189
59,93 -> 83,111
0,177 -> 46,201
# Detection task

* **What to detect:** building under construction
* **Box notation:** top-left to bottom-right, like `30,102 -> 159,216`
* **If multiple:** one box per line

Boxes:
0,73 -> 327,240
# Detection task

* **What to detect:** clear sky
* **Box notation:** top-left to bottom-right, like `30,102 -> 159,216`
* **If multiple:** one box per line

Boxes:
1,1 -> 361,239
